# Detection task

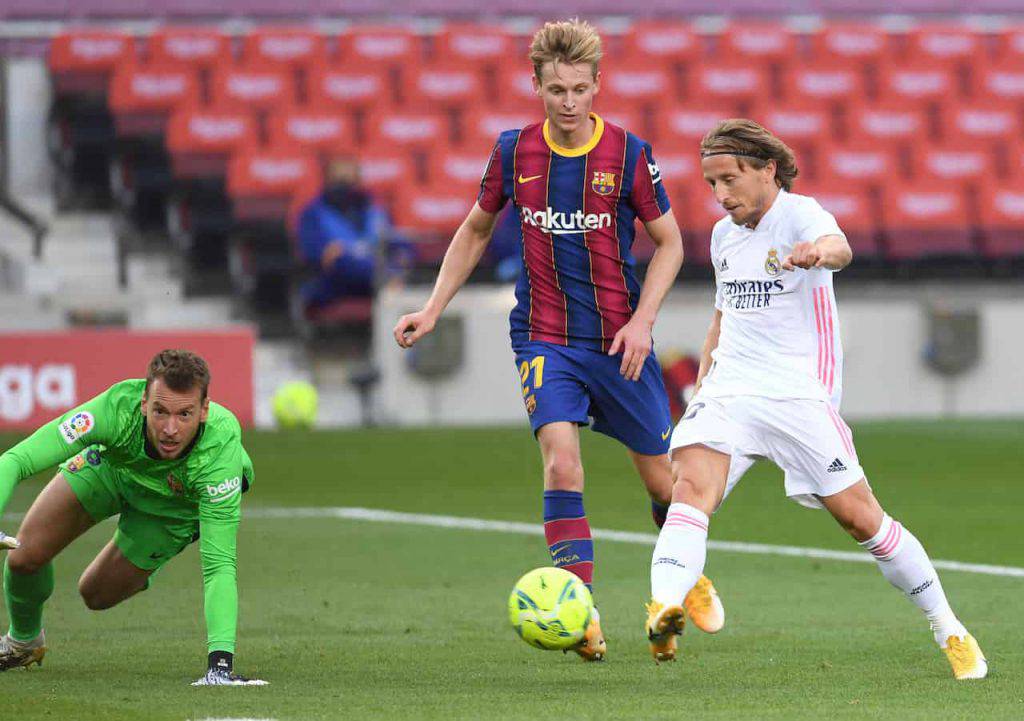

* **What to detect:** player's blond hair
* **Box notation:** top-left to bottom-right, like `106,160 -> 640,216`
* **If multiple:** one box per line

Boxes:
700,119 -> 799,191
529,19 -> 602,81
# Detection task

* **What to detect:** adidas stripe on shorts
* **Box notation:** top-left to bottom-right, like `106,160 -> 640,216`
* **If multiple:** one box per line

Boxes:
670,395 -> 865,510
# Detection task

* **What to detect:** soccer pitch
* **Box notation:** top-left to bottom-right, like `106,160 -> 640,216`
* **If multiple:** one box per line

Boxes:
1,420 -> 1022,720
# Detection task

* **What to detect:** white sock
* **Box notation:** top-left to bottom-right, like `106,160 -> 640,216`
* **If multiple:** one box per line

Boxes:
861,514 -> 967,647
651,503 -> 708,606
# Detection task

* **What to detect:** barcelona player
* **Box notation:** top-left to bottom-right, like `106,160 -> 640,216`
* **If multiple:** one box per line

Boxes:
394,19 -> 723,660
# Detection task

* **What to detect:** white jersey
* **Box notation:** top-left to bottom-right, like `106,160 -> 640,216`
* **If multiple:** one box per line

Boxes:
700,189 -> 846,407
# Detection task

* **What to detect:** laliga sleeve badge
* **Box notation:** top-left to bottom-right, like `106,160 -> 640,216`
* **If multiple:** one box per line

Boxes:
59,411 -> 95,444
765,248 -> 782,276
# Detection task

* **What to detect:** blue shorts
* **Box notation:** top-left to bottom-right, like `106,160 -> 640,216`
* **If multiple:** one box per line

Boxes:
513,341 -> 672,456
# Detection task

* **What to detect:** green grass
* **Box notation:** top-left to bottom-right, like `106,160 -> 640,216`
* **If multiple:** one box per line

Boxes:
1,420 -> 1023,720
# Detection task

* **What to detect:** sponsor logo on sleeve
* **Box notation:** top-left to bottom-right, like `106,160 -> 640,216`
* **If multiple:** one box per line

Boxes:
205,476 -> 242,503
59,411 -> 94,445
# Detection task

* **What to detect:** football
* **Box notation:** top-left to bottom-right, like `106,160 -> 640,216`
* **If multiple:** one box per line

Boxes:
507,567 -> 593,650
271,381 -> 319,429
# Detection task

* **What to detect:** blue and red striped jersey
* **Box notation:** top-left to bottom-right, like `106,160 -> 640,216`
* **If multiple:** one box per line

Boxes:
478,113 -> 671,351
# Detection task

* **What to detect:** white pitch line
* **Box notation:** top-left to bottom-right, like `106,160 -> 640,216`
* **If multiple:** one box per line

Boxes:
241,506 -> 1024,579
5,506 -> 1023,579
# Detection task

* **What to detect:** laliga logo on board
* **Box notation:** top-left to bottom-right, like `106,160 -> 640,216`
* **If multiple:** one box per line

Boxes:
521,207 -> 612,235
0,364 -> 76,422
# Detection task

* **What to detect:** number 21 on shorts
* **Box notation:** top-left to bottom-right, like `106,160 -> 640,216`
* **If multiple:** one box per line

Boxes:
519,356 -> 545,396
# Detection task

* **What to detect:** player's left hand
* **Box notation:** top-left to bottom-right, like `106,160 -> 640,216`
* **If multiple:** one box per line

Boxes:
191,669 -> 268,686
0,532 -> 18,551
782,242 -> 827,271
608,318 -> 653,382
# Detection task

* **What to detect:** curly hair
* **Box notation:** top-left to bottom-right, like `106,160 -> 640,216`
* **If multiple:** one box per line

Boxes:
700,118 -> 799,191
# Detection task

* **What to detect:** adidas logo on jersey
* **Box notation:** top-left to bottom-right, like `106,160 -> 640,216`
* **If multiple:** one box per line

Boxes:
827,458 -> 847,473
719,257 -> 729,272
520,206 -> 612,235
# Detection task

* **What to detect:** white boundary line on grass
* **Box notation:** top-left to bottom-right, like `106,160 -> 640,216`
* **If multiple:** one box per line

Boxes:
242,506 -> 1024,579
4,505 -> 1022,579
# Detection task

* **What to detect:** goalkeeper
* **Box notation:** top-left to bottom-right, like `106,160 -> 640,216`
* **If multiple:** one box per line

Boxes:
0,349 -> 264,685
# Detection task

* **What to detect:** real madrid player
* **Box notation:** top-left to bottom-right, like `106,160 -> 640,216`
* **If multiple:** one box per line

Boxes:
645,119 -> 987,680
0,350 -> 265,685
394,19 -> 724,661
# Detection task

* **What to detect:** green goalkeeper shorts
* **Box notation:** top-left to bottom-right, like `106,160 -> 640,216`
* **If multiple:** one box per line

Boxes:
61,448 -> 200,573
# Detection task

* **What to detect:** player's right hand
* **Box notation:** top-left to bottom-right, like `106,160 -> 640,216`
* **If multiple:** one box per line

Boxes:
393,310 -> 437,349
0,532 -> 18,551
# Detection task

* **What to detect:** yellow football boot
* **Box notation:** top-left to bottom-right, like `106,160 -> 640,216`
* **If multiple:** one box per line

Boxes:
572,612 -> 606,662
943,634 -> 988,680
645,600 -> 686,663
684,575 -> 725,634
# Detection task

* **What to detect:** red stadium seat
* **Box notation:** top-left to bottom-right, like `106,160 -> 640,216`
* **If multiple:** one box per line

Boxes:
461,108 -> 537,149
995,25 -> 1024,63
973,61 -> 1024,103
810,23 -> 891,64
107,63 -> 200,136
434,24 -> 513,66
682,190 -> 724,269
49,29 -> 136,95
496,66 -> 539,112
819,141 -> 900,184
904,25 -> 983,66
594,109 -> 644,137
266,109 -> 356,157
392,185 -> 474,260
976,181 -> 1024,258
425,149 -> 491,195
148,27 -> 232,71
210,67 -> 297,113
242,27 -> 328,70
402,63 -> 485,109
754,103 -> 833,144
654,106 -> 742,149
797,181 -> 880,258
364,111 -> 450,149
598,62 -> 674,107
353,147 -> 416,200
686,64 -> 769,103
781,63 -> 867,105
621,21 -> 701,65
166,105 -> 258,178
847,101 -> 930,148
306,66 -> 391,111
719,24 -> 797,63
227,145 -> 322,221
880,183 -> 974,260
876,63 -> 958,104
336,26 -> 421,68
910,142 -> 991,183
937,102 -> 1021,143
649,148 -> 703,187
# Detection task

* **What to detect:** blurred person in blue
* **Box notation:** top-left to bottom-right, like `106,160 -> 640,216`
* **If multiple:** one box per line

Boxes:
297,157 -> 413,310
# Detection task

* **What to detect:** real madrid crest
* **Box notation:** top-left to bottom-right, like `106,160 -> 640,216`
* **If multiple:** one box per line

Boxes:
765,248 -> 782,276
591,171 -> 616,196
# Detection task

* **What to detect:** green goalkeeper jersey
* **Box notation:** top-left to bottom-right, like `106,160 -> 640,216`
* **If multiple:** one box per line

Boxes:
0,379 -> 252,653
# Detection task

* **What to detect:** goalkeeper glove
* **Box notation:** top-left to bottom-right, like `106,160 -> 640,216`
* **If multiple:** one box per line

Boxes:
191,651 -> 267,686
0,532 -> 18,551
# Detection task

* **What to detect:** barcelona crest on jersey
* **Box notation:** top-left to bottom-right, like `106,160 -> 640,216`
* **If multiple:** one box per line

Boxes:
591,170 -> 616,196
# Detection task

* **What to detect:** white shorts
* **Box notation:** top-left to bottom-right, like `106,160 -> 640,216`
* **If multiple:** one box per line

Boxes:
669,395 -> 865,509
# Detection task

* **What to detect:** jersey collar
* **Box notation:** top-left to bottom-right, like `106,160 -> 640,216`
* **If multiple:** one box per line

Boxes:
542,113 -> 603,157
